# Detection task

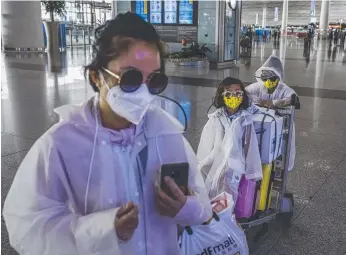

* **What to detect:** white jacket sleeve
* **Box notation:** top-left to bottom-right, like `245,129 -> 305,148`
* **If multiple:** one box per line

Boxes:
245,83 -> 262,104
174,138 -> 212,226
3,135 -> 122,255
197,118 -> 218,179
272,84 -> 296,107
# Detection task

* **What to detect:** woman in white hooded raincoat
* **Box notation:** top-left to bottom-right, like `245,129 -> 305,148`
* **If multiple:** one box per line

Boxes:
245,54 -> 297,171
197,77 -> 263,201
3,13 -> 212,255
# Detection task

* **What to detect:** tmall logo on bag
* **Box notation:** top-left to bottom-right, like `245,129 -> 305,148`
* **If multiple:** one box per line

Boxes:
255,128 -> 267,135
270,137 -> 276,154
196,235 -> 239,255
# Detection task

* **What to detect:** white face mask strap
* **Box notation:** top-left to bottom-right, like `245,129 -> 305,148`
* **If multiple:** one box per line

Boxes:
102,67 -> 120,79
102,67 -> 122,91
84,94 -> 100,214
99,71 -> 111,91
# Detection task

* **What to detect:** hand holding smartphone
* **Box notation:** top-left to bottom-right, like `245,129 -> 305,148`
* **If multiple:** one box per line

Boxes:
159,163 -> 189,198
155,163 -> 189,218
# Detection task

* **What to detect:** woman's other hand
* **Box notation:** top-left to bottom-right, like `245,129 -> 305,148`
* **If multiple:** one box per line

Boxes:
115,201 -> 139,242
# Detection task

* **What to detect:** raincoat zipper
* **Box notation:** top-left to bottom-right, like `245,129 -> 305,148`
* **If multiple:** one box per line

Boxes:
119,144 -> 148,254
118,145 -> 133,202
136,155 -> 148,255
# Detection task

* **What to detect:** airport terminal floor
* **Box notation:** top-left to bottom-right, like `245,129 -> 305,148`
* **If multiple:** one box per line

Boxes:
1,36 -> 346,254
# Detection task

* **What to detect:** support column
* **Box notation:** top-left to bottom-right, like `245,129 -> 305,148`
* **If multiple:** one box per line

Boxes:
215,0 -> 226,62
234,0 -> 242,61
319,0 -> 330,39
262,7 -> 267,29
1,1 -> 44,50
281,0 -> 288,36
279,0 -> 288,67
111,0 -> 117,18
207,1 -> 241,68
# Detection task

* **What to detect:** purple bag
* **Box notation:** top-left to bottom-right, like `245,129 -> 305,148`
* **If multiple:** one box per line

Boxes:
234,176 -> 258,219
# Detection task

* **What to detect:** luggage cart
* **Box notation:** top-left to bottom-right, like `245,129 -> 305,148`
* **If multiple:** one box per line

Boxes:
239,94 -> 300,236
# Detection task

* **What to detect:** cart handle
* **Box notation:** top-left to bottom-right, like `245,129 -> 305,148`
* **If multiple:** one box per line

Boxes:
291,94 -> 301,109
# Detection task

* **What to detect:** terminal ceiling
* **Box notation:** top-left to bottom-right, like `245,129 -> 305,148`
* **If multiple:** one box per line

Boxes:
241,1 -> 346,26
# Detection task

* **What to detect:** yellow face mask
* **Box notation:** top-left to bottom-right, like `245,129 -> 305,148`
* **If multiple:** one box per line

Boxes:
263,77 -> 279,89
224,96 -> 243,110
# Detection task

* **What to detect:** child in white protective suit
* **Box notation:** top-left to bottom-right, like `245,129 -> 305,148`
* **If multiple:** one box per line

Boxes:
246,54 -> 297,171
197,77 -> 263,201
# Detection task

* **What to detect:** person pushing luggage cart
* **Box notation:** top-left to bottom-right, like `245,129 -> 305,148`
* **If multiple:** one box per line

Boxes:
239,55 -> 300,238
246,54 -> 298,171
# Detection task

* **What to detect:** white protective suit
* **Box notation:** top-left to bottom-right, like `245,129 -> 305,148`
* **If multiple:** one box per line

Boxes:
246,55 -> 296,107
246,54 -> 296,171
197,107 -> 263,199
3,97 -> 212,255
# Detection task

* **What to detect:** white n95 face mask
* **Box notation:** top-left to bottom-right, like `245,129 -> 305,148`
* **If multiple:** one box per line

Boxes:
106,84 -> 155,125
100,73 -> 155,125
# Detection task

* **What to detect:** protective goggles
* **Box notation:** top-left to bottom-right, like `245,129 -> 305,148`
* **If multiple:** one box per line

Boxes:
102,67 -> 168,95
222,90 -> 244,98
261,76 -> 279,82
254,69 -> 277,79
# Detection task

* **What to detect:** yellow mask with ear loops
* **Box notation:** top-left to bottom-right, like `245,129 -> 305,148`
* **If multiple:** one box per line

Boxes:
263,78 -> 279,89
224,96 -> 243,110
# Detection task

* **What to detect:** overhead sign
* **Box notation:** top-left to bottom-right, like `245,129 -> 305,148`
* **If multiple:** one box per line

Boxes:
310,0 -> 316,16
179,0 -> 194,24
274,7 -> 279,21
164,0 -> 177,24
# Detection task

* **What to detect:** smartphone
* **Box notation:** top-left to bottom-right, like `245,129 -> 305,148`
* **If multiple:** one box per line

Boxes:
160,163 -> 189,198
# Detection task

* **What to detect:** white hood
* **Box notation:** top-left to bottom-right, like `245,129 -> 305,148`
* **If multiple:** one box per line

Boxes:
254,54 -> 284,81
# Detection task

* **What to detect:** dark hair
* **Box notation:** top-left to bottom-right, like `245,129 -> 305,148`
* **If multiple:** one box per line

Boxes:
84,12 -> 165,92
212,77 -> 250,109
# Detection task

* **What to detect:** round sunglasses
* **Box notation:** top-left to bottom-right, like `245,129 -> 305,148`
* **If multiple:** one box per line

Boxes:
102,67 -> 168,95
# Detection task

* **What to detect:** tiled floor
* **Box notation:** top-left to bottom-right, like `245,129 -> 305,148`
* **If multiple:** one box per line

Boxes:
1,37 -> 346,254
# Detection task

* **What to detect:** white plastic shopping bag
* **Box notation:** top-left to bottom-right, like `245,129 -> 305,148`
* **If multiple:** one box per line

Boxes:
179,193 -> 249,255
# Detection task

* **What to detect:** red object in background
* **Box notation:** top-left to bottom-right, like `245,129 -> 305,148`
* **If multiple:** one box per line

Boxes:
181,39 -> 187,46
297,31 -> 308,38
